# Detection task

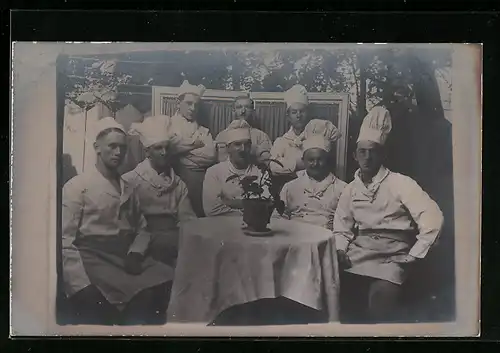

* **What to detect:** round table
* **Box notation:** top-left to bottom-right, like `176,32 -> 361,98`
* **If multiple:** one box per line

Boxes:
167,215 -> 340,323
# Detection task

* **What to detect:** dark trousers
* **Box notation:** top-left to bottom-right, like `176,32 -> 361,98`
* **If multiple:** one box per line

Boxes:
209,296 -> 328,326
340,272 -> 402,324
67,283 -> 170,325
173,164 -> 206,218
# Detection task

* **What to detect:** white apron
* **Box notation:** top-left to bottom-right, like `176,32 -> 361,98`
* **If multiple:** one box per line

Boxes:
334,167 -> 444,286
61,168 -> 174,307
345,230 -> 417,285
122,160 -> 197,266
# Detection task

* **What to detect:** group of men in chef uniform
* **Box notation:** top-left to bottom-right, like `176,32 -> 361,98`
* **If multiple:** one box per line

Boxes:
61,79 -> 444,325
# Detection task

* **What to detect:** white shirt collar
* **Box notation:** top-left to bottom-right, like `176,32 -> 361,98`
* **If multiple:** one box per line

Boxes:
133,159 -> 179,193
90,164 -> 133,203
283,127 -> 302,141
299,171 -> 337,197
301,170 -> 336,184
227,159 -> 256,175
354,165 -> 389,187
173,111 -> 198,125
142,158 -> 174,179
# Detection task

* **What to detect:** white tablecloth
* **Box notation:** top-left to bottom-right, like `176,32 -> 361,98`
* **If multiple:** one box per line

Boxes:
167,215 -> 340,323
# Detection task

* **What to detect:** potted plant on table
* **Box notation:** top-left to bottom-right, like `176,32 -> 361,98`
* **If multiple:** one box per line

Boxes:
226,157 -> 286,236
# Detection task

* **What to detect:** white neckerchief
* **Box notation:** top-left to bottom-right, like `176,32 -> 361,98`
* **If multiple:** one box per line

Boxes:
302,172 -> 336,199
171,112 -> 200,138
133,159 -> 179,196
282,127 -> 303,147
353,165 -> 390,200
227,159 -> 256,177
90,164 -> 132,205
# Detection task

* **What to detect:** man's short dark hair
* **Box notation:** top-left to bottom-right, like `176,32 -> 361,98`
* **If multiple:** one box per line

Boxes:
178,93 -> 202,102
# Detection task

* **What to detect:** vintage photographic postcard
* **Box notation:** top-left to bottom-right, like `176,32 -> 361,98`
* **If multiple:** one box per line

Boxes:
10,42 -> 481,337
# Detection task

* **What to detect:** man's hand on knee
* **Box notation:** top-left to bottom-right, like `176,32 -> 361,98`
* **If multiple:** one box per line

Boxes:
387,254 -> 418,266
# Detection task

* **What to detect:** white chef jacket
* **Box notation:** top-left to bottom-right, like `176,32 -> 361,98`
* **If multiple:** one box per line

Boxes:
280,171 -> 347,229
334,166 -> 444,259
122,159 -> 197,227
269,127 -> 305,175
61,166 -> 151,296
202,160 -> 270,217
169,113 -> 217,170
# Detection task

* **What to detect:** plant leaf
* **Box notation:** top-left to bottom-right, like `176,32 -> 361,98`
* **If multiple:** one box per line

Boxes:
225,174 -> 240,183
240,175 -> 259,188
242,175 -> 259,182
274,199 -> 286,216
263,178 -> 272,185
247,184 -> 264,195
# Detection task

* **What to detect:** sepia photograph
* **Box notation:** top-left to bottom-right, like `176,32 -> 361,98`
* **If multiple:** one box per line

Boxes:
10,42 -> 481,336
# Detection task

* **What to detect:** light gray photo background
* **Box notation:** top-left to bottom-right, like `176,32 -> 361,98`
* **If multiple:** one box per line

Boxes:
10,42 -> 481,336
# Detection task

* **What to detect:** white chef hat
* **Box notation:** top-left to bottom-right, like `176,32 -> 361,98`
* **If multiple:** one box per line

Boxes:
284,84 -> 309,108
221,119 -> 252,145
302,135 -> 332,153
92,117 -> 126,142
357,106 -> 392,146
303,119 -> 342,143
295,119 -> 341,150
178,80 -> 206,98
128,115 -> 172,148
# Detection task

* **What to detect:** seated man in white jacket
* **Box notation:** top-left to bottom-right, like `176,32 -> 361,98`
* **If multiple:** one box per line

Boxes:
333,106 -> 444,323
123,116 -> 197,268
61,118 -> 174,325
203,120 -> 269,217
279,120 -> 346,230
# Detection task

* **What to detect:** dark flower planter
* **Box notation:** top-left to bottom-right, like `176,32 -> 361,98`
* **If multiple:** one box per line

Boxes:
242,199 -> 274,233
